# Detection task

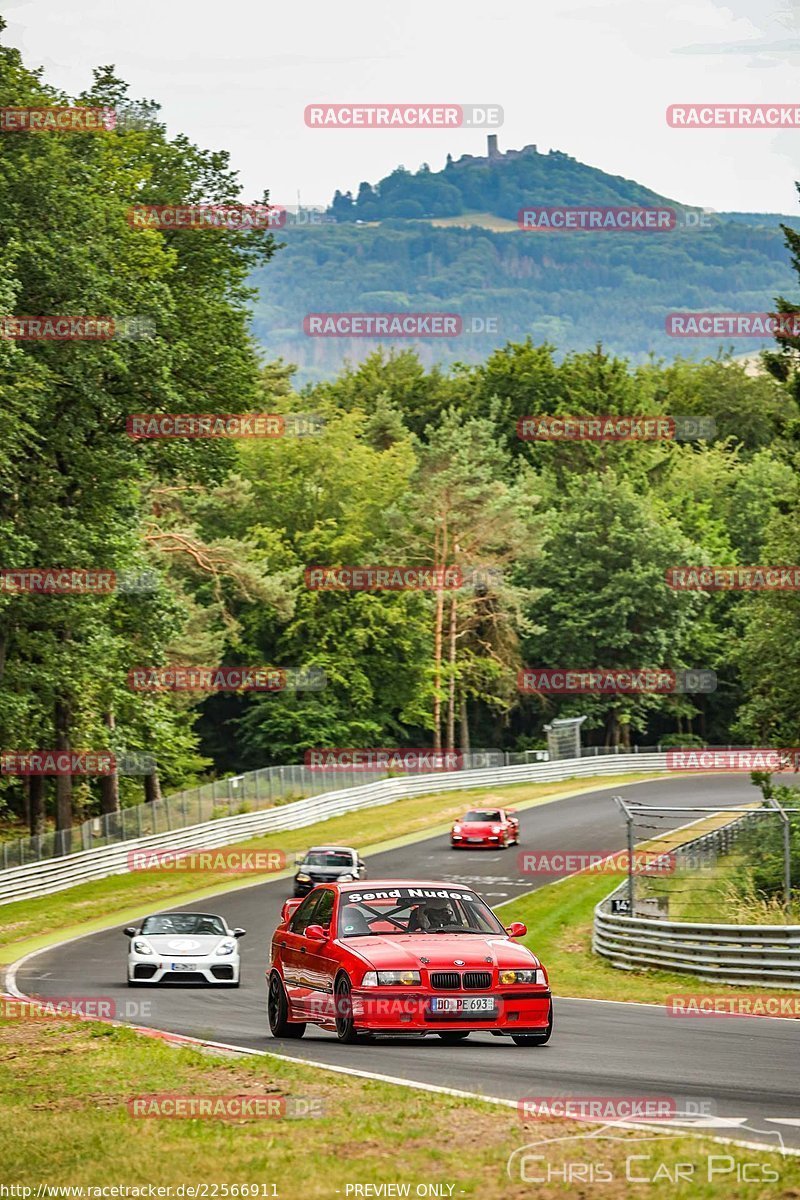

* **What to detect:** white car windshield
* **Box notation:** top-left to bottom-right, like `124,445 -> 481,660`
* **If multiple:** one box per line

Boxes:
338,888 -> 505,937
140,914 -> 226,936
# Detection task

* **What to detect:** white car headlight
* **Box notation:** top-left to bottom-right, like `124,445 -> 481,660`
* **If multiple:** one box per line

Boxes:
216,940 -> 237,956
296,873 -> 311,882
491,825 -> 502,834
132,939 -> 153,955
452,824 -> 461,833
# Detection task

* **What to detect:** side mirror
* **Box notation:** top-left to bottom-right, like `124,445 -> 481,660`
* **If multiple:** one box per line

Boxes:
505,922 -> 527,938
281,899 -> 303,923
123,927 -> 136,937
304,924 -> 327,941
358,860 -> 365,869
233,928 -> 246,939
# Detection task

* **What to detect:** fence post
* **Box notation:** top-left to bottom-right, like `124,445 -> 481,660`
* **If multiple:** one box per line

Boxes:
613,794 -> 635,914
768,797 -> 792,913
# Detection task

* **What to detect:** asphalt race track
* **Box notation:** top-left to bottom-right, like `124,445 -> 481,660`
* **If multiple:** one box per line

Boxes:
14,774 -> 800,1152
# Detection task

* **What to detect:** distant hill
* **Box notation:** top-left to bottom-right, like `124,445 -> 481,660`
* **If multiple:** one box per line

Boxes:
251,140 -> 800,383
326,140 -> 692,223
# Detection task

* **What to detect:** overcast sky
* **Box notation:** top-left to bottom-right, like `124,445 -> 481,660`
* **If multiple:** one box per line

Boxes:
5,0 -> 800,214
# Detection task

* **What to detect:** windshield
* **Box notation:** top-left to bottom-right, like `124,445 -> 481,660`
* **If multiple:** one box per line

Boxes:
463,810 -> 502,822
303,851 -> 354,868
140,913 -> 226,936
337,887 -> 505,938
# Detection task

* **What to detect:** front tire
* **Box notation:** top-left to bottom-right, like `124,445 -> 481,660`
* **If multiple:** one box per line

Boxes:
334,974 -> 361,1044
268,971 -> 306,1038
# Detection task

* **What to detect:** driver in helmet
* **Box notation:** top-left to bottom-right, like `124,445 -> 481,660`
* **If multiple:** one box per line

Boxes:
410,899 -> 456,931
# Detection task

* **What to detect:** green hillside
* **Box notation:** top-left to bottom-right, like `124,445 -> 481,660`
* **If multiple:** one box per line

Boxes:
251,144 -> 800,383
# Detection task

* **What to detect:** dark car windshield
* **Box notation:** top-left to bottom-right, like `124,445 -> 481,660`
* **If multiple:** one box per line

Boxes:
141,914 -> 226,936
303,851 -> 354,868
338,888 -> 506,938
463,810 -> 502,822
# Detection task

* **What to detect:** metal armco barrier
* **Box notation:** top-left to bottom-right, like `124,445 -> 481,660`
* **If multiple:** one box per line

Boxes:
594,817 -> 800,989
0,751 -> 671,904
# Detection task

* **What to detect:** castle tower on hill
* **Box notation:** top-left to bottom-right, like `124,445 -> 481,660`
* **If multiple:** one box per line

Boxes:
452,136 -> 540,167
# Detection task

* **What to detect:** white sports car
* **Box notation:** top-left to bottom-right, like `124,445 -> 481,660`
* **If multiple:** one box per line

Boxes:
125,911 -> 245,987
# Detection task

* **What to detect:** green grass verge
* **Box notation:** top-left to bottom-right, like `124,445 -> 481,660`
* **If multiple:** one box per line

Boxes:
0,1015 -> 793,1197
0,772 -> 659,963
498,870 -> 800,1004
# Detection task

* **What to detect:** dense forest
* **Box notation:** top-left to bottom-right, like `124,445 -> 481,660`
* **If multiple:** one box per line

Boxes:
3,25 -> 800,844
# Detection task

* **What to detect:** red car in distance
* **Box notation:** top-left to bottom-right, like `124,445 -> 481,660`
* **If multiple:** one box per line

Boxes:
450,806 -> 520,848
267,880 -> 552,1046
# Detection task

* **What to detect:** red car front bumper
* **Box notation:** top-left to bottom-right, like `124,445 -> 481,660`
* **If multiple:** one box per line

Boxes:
349,988 -> 551,1033
450,832 -> 503,847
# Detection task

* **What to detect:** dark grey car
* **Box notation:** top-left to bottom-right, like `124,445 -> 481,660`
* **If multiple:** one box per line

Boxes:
292,845 -> 366,896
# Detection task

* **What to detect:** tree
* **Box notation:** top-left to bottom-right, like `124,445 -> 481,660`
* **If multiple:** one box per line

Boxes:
522,473 -> 706,747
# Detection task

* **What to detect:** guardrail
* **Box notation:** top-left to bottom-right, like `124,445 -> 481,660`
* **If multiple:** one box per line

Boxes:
0,750 -> 672,905
3,742 -> 735,869
593,815 -> 800,988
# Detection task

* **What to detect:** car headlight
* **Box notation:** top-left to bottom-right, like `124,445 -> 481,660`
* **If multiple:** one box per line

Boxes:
216,940 -> 236,956
338,873 -> 355,882
452,824 -> 461,833
296,873 -> 311,882
499,969 -> 547,985
491,825 -> 502,834
132,939 -> 152,955
361,970 -> 421,987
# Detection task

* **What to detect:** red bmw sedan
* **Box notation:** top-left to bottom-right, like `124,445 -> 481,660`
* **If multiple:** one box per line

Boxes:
267,880 -> 552,1046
